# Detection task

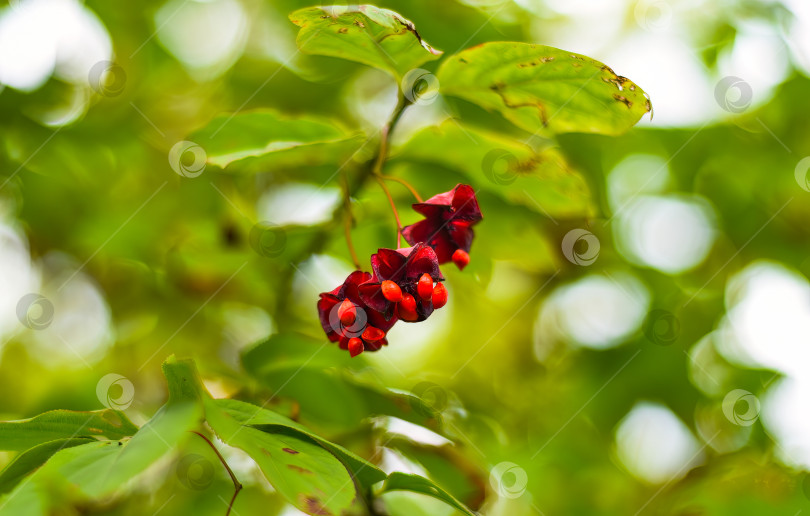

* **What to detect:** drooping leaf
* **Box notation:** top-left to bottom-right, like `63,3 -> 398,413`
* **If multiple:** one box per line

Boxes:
204,398 -> 361,515
380,491 -> 451,516
289,5 -> 442,80
188,109 -> 364,172
437,42 -> 651,136
205,397 -> 386,490
0,438 -> 94,495
0,409 -> 138,452
393,120 -> 593,218
379,472 -> 477,516
383,436 -> 486,512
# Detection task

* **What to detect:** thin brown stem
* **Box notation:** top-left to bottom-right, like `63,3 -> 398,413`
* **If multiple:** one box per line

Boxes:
376,175 -> 403,248
339,96 -> 410,266
191,431 -> 242,516
378,174 -> 422,203
372,95 -> 410,248
341,169 -> 362,269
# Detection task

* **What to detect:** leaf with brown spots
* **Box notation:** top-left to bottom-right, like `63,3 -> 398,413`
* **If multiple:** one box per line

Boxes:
288,465 -> 313,475
205,397 -> 387,490
301,495 -> 332,515
289,5 -> 441,80
437,42 -> 651,136
0,409 -> 139,452
205,401 -> 359,516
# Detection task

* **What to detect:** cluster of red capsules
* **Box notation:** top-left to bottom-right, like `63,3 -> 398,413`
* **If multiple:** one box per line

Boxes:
318,184 -> 482,356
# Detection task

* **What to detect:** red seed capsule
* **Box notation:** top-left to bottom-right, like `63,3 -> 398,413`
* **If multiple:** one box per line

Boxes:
417,273 -> 433,300
338,337 -> 350,350
400,293 -> 416,312
338,299 -> 356,326
381,280 -> 403,302
398,307 -> 418,322
452,249 -> 470,270
432,282 -> 448,309
398,294 -> 419,322
362,326 -> 385,342
365,339 -> 384,351
348,338 -> 364,357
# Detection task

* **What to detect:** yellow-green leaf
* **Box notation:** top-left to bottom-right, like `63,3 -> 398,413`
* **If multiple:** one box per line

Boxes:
289,5 -> 442,80
437,42 -> 651,135
205,397 -> 387,490
0,438 -> 94,495
204,398 -> 362,515
189,110 -> 363,172
0,410 -> 138,452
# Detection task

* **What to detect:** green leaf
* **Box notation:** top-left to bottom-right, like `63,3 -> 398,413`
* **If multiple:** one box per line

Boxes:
379,472 -> 477,516
45,403 -> 199,499
383,436 -> 485,512
0,438 -> 94,495
91,402 -> 200,496
0,402 -> 200,515
162,354 -> 205,404
437,42 -> 651,136
204,398 -> 361,515
36,441 -> 122,498
0,473 -> 46,516
188,109 -> 364,171
289,5 -> 442,80
0,409 -> 138,451
394,121 -> 592,218
205,397 -> 386,490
